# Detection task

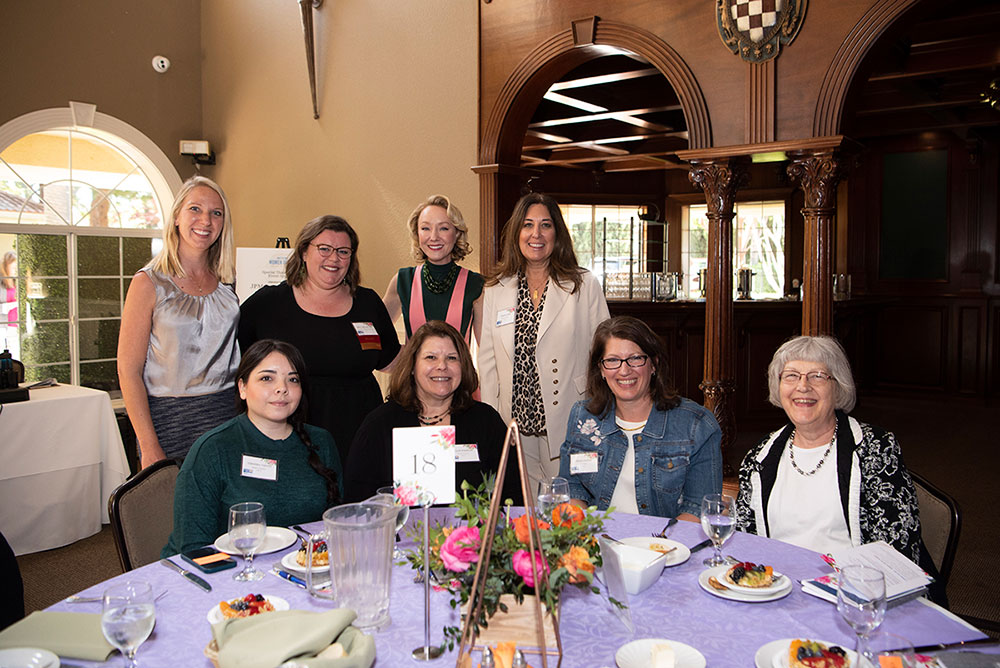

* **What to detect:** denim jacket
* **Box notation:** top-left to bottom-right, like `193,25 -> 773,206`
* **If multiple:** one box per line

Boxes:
558,398 -> 722,517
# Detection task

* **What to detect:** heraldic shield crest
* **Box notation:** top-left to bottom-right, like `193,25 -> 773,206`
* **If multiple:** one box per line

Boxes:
717,0 -> 807,63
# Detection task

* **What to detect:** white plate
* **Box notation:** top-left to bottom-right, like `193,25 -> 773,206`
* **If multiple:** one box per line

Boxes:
755,638 -> 857,668
280,550 -> 329,574
698,566 -> 792,603
214,526 -> 297,555
207,594 -> 289,624
616,638 -> 706,668
0,648 -> 60,668
618,537 -> 691,567
715,563 -> 787,594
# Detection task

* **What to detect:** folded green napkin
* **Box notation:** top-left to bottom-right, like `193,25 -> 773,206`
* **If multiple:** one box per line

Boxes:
213,609 -> 375,668
0,611 -> 115,661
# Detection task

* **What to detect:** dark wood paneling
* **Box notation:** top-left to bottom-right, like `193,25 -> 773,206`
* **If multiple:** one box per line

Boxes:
876,305 -> 945,389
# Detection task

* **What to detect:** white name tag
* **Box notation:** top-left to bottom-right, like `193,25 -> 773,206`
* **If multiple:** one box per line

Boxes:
241,454 -> 278,481
352,322 -> 378,336
455,443 -> 480,463
569,452 -> 599,474
495,307 -> 515,327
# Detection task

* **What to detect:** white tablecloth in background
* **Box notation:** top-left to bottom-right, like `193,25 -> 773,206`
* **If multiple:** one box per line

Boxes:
0,384 -> 129,555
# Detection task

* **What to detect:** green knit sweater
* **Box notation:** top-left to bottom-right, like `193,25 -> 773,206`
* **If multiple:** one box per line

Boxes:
162,414 -> 342,556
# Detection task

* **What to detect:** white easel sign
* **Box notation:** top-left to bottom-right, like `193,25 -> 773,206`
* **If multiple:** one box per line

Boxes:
235,247 -> 291,304
392,425 -> 457,505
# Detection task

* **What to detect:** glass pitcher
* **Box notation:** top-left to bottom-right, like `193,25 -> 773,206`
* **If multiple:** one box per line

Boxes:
306,502 -> 399,630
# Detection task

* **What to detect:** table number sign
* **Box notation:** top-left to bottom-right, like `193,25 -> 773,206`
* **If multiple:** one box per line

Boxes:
392,425 -> 456,505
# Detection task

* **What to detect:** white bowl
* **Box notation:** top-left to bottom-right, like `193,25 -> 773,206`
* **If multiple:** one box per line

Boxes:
616,543 -> 669,594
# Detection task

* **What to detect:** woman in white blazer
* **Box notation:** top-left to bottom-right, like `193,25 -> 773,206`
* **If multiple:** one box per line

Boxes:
479,193 -> 610,495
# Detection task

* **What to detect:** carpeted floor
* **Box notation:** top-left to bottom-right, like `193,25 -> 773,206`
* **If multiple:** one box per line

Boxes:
13,391 -> 1000,640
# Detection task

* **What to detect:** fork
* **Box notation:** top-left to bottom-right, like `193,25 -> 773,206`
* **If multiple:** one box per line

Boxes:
651,517 -> 678,539
66,590 -> 168,604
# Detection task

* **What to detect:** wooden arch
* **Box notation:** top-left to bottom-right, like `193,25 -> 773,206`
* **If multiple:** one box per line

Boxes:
812,0 -> 919,136
475,18 -> 711,267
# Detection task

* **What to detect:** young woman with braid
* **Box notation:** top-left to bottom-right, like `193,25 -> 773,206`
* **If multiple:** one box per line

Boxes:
163,340 -> 341,556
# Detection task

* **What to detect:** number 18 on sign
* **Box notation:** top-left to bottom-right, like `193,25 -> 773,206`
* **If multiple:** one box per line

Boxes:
392,425 -> 456,506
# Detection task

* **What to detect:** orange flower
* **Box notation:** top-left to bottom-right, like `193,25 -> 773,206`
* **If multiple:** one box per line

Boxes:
551,502 -> 584,528
512,513 -> 550,544
559,545 -> 595,584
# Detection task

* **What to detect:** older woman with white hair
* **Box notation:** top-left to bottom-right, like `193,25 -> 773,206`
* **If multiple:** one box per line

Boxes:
735,335 -> 923,564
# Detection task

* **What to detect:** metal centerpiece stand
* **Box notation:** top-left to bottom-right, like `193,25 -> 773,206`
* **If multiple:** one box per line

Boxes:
412,492 -> 442,661
456,420 -> 563,668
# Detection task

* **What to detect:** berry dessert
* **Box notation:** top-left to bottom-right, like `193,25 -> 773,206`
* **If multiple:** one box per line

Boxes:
789,639 -> 849,668
219,593 -> 276,619
295,538 -> 329,567
724,561 -> 774,588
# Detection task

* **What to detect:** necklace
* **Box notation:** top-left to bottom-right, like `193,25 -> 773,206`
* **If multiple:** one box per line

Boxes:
421,263 -> 459,294
787,421 -> 838,476
417,410 -> 449,425
528,278 -> 547,302
618,421 -> 647,432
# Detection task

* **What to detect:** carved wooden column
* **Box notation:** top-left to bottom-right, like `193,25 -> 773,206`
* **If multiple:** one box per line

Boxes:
786,150 -> 844,336
688,157 -> 749,476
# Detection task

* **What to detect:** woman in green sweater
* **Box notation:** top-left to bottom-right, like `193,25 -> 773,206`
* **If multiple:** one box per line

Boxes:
163,339 -> 342,556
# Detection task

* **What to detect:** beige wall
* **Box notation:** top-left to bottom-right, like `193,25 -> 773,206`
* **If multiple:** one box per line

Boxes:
200,0 -> 481,293
1,0 -> 202,178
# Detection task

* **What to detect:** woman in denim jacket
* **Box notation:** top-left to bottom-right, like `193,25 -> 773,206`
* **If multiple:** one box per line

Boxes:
558,316 -> 722,519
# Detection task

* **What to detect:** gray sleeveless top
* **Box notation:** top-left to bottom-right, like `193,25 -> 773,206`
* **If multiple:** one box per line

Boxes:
140,267 -> 240,397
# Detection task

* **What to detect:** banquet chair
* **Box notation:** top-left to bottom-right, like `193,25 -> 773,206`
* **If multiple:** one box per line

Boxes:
108,459 -> 180,571
911,471 -> 961,588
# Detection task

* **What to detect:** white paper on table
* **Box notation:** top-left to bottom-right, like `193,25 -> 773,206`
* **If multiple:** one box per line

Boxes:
597,537 -> 635,634
391,425 -> 457,505
827,540 -> 933,597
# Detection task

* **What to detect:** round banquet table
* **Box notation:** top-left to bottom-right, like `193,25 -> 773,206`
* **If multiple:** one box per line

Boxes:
47,511 -> 986,667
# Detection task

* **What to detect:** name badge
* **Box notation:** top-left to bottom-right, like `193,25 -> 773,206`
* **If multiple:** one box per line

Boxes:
495,307 -> 515,327
455,443 -> 480,463
352,321 -> 382,350
569,452 -> 599,474
241,454 -> 278,481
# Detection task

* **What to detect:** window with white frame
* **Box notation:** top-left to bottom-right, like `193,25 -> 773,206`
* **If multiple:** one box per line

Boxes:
681,200 -> 785,299
0,114 -> 175,393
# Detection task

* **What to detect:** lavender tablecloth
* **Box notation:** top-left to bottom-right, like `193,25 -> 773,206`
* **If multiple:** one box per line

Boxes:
48,512 -> 985,667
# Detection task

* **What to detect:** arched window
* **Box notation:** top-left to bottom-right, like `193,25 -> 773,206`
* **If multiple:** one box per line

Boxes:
0,103 -> 180,393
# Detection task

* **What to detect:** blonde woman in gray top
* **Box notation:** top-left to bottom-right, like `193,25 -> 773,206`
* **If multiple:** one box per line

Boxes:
118,176 -> 240,468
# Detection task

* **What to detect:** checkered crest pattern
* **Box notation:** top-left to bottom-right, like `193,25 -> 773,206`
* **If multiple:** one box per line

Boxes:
731,0 -> 783,43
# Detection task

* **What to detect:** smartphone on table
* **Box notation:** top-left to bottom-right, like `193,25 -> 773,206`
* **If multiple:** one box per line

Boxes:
181,546 -> 238,573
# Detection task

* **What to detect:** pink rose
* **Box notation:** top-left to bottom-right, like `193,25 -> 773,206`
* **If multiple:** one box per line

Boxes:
394,485 -> 420,506
439,526 -> 481,572
512,549 -> 549,588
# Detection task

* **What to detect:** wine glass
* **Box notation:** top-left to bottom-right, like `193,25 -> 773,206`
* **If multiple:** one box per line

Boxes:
837,565 -> 887,667
101,581 -> 155,668
228,501 -> 266,581
376,486 -> 410,558
537,477 -> 570,519
700,493 -> 736,567
868,632 -> 916,668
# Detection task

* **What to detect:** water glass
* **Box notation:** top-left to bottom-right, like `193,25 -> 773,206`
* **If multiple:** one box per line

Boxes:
229,501 -> 266,581
101,581 -> 155,668
837,565 -> 887,666
868,632 -> 916,668
537,477 -> 570,519
700,493 -> 736,566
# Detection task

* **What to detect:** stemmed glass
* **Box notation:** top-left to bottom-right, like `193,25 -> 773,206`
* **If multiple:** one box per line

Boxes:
229,501 -> 266,581
537,476 -> 570,519
837,565 -> 888,667
375,486 -> 410,558
101,581 -> 155,668
700,493 -> 736,567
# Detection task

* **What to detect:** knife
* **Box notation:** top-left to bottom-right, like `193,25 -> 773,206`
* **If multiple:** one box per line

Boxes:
159,558 -> 212,592
689,539 -> 714,553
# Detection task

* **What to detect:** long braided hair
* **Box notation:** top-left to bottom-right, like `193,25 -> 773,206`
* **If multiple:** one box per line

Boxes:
235,339 -> 341,504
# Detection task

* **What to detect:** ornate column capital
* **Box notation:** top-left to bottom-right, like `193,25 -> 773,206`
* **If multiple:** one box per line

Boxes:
786,151 -> 843,209
687,158 -> 751,219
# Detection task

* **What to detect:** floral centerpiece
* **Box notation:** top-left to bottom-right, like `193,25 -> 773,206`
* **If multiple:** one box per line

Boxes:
402,477 -> 611,649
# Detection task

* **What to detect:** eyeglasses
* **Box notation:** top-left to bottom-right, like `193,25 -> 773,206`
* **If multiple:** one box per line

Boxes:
600,354 -> 649,370
309,244 -> 353,259
779,370 -> 835,385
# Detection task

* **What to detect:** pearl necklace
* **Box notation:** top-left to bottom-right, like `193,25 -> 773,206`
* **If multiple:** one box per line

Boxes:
417,410 -> 449,426
788,421 -> 838,477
